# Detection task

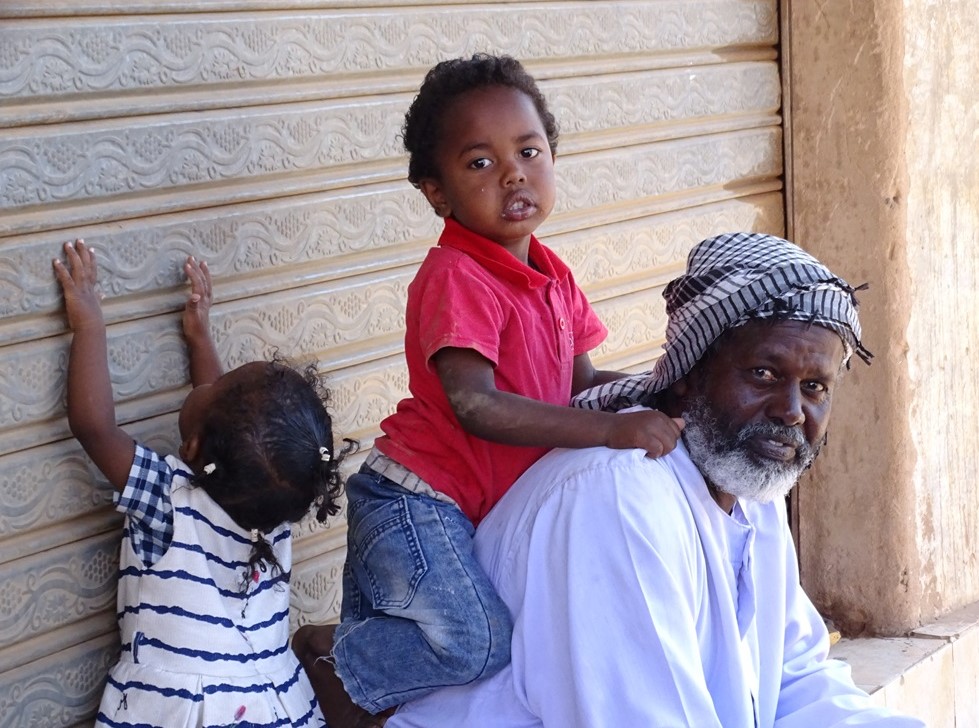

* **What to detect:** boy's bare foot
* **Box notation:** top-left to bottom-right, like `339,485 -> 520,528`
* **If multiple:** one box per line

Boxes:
293,624 -> 395,728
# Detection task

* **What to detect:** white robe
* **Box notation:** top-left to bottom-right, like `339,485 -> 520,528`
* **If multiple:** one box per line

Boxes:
389,438 -> 926,727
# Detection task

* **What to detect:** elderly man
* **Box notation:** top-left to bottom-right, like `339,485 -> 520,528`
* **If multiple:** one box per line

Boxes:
384,232 -> 925,727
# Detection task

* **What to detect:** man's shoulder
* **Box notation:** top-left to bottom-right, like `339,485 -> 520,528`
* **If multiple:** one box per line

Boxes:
532,444 -> 682,491
479,445 -> 700,548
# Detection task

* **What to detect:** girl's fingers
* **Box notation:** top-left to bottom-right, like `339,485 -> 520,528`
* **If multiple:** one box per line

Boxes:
199,260 -> 212,293
56,240 -> 81,281
63,238 -> 93,268
78,242 -> 97,282
184,259 -> 200,290
55,239 -> 99,290
62,239 -> 80,267
184,256 -> 212,298
52,256 -> 72,287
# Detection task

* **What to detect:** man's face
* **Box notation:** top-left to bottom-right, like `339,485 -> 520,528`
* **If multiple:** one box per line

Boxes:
679,319 -> 845,503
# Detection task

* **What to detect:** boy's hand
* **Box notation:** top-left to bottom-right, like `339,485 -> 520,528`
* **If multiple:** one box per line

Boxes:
606,410 -> 685,458
52,239 -> 104,332
182,256 -> 212,345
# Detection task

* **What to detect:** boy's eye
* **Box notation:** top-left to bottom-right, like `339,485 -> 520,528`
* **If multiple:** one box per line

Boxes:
520,148 -> 541,159
469,157 -> 492,170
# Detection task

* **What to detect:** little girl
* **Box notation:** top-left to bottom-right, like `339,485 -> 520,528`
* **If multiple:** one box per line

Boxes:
295,54 -> 683,723
53,239 -> 351,728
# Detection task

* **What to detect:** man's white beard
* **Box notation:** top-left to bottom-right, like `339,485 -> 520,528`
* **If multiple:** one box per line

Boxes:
681,395 -> 821,504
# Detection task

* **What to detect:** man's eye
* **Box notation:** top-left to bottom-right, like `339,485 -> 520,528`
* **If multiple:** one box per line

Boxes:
803,381 -> 828,394
521,148 -> 541,159
469,157 -> 492,170
751,368 -> 775,381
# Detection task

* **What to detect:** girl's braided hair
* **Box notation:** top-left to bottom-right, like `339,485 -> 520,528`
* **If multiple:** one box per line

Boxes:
402,53 -> 559,186
191,358 -> 356,578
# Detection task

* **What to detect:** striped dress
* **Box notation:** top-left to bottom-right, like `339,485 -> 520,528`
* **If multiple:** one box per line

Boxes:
96,451 -> 323,728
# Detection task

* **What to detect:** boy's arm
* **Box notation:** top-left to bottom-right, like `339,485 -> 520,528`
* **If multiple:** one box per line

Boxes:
434,347 -> 683,457
181,256 -> 222,387
53,240 -> 135,491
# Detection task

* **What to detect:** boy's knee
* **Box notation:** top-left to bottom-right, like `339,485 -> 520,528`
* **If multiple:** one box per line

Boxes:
292,623 -> 336,668
480,610 -> 513,677
439,606 -> 512,682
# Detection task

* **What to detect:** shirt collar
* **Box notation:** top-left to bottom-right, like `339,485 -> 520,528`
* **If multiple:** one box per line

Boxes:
437,218 -> 567,289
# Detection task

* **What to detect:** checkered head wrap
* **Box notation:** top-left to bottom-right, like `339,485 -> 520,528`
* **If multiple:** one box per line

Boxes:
573,231 -> 873,412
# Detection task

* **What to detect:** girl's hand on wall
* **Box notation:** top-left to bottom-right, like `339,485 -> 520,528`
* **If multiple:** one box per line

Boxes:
182,256 -> 223,387
182,256 -> 213,347
52,239 -> 105,334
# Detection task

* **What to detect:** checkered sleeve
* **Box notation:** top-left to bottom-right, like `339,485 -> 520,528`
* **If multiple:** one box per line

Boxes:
114,444 -> 175,567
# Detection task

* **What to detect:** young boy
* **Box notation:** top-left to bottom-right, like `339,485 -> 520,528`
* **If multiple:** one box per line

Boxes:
295,54 -> 683,725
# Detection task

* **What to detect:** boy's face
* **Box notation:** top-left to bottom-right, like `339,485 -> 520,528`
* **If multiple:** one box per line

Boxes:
419,85 -> 556,262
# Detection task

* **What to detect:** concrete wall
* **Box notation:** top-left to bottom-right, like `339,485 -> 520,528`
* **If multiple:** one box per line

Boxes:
902,0 -> 979,622
785,0 -> 979,636
833,600 -> 979,726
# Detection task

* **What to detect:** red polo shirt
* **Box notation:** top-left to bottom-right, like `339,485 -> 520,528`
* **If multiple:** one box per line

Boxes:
374,219 -> 608,523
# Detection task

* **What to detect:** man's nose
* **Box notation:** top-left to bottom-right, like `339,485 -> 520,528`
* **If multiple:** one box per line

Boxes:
768,385 -> 805,427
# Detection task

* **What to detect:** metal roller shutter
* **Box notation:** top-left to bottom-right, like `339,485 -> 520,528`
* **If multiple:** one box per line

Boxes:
0,2 -> 782,723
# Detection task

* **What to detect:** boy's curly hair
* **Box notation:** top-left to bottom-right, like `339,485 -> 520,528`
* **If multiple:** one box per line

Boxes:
191,358 -> 356,577
402,53 -> 559,186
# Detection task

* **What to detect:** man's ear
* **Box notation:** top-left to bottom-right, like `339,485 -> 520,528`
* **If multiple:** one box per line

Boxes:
660,376 -> 693,418
418,178 -> 450,218
669,376 -> 690,399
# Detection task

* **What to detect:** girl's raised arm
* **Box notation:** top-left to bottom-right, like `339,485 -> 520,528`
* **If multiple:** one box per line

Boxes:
53,240 -> 135,491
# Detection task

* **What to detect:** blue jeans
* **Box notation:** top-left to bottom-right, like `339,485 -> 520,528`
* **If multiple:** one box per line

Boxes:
333,465 -> 513,713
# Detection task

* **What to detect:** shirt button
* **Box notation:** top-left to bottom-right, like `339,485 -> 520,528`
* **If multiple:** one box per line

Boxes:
559,318 -> 567,330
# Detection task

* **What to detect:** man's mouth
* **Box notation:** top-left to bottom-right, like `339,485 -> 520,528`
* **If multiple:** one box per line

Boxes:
750,436 -> 799,462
